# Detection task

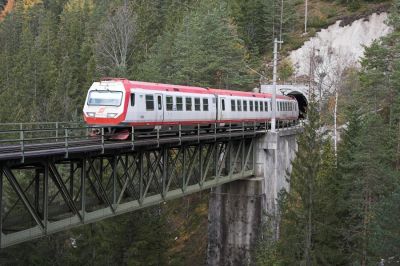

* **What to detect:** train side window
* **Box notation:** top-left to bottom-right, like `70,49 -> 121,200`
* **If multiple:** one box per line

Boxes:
166,96 -> 173,111
243,100 -> 247,111
176,97 -> 183,111
203,98 -> 209,111
260,101 -> 264,111
250,101 -> 254,111
130,93 -> 135,106
186,97 -> 192,111
157,95 -> 162,110
145,95 -> 154,111
237,100 -> 242,111
255,101 -> 259,112
222,99 -> 225,111
265,101 -> 268,111
195,98 -> 201,111
231,99 -> 236,111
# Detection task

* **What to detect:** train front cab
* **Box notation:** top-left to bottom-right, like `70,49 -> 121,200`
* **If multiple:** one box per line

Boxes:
83,81 -> 130,138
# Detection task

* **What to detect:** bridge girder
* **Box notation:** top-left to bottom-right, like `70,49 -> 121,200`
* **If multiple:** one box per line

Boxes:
0,138 -> 255,248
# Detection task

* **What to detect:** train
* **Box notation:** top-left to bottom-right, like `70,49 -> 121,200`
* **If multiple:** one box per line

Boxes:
83,78 -> 299,138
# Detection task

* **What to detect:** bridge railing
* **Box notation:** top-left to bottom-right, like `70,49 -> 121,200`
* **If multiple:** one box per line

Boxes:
0,120 -> 301,162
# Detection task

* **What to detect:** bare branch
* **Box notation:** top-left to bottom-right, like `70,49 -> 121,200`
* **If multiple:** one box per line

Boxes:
95,3 -> 137,76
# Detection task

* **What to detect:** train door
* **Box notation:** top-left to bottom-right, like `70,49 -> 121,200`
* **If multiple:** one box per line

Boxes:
156,93 -> 164,122
219,97 -> 226,121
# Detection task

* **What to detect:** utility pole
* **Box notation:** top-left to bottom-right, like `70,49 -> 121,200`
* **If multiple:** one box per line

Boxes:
279,0 -> 284,49
272,38 -> 283,132
304,0 -> 308,33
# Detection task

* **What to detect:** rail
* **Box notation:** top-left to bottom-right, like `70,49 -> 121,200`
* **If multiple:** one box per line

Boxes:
0,120 -> 301,162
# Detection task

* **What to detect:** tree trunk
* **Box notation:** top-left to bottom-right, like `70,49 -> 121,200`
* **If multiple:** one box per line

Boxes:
304,175 -> 312,265
334,89 -> 338,159
397,121 -> 400,170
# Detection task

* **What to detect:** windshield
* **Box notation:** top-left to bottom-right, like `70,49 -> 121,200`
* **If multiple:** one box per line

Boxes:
87,91 -> 123,106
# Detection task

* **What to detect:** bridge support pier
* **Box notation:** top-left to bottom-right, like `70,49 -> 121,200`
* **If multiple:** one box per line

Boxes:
207,178 -> 264,266
207,130 -> 298,265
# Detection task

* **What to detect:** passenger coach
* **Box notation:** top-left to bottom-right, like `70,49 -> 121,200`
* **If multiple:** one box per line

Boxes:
83,79 -> 299,137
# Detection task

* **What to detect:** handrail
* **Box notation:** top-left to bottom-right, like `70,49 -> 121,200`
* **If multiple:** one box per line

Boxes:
0,120 -> 302,162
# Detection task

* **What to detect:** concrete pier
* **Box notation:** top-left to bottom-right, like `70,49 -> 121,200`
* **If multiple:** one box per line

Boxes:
207,129 -> 299,265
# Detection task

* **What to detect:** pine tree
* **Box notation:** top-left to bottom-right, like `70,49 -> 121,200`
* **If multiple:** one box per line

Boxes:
256,94 -> 341,265
280,95 -> 323,265
229,0 -> 296,55
139,0 -> 255,89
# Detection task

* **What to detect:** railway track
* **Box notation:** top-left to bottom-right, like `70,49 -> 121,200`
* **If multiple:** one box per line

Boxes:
0,123 -> 286,161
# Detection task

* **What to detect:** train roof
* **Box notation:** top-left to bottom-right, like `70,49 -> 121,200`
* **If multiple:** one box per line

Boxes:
99,78 -> 294,100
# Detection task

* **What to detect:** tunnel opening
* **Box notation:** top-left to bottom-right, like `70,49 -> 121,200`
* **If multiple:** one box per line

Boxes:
287,91 -> 308,119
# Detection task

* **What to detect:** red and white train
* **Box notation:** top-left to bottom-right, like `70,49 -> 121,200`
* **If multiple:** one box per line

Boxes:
83,79 -> 299,136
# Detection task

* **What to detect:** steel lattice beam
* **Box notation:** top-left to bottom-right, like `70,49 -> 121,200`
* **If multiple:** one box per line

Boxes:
0,138 -> 255,248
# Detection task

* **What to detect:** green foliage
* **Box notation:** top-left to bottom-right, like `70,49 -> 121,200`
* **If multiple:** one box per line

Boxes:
257,2 -> 400,263
0,0 -> 100,122
278,59 -> 294,82
308,15 -> 329,29
229,0 -> 297,55
138,0 -> 256,89
256,96 -> 344,265
1,208 -> 172,265
273,96 -> 325,265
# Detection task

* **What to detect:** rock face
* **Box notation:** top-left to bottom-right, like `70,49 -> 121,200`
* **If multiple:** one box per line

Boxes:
290,12 -> 392,77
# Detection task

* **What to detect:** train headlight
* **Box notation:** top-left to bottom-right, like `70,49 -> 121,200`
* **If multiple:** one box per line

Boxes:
86,112 -> 95,117
107,113 -> 118,118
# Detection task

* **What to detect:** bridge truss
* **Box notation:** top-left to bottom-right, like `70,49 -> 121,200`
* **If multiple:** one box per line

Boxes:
0,121 -> 291,248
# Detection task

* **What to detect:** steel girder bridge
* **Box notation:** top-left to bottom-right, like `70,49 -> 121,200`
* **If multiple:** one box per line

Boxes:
0,121 -> 298,248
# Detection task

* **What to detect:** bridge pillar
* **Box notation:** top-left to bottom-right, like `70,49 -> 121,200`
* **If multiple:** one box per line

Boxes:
207,131 -> 298,265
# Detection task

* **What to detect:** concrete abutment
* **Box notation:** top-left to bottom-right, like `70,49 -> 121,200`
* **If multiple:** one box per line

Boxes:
207,130 -> 299,265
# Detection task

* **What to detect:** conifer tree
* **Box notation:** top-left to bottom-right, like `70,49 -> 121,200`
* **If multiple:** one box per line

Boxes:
139,0 -> 255,89
256,94 -> 341,265
278,94 -> 323,265
229,0 -> 296,55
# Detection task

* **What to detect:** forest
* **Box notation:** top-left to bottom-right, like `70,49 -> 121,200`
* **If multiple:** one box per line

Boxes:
0,0 -> 400,265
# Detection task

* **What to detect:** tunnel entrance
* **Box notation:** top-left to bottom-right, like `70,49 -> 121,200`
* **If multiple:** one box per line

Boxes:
287,91 -> 308,119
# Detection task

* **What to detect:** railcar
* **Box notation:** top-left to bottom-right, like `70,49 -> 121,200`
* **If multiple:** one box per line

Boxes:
83,78 -> 299,138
